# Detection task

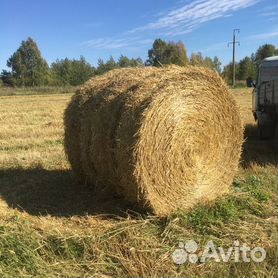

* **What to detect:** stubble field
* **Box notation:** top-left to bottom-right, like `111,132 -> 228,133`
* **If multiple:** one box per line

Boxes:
0,88 -> 277,277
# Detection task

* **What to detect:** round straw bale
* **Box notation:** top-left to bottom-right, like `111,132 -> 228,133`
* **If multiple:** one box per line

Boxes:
64,66 -> 243,216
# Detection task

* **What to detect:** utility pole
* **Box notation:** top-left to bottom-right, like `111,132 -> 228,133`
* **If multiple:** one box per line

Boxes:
228,29 -> 240,87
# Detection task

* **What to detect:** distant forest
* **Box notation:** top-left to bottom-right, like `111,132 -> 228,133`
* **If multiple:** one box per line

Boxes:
1,37 -> 277,87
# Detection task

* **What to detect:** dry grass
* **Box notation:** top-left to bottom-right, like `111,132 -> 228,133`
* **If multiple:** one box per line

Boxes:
0,88 -> 277,277
0,86 -> 76,96
65,66 -> 243,216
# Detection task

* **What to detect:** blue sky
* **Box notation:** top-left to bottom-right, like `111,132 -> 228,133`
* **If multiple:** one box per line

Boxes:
1,0 -> 277,70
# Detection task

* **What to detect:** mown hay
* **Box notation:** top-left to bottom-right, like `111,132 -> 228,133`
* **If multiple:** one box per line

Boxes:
64,66 -> 243,216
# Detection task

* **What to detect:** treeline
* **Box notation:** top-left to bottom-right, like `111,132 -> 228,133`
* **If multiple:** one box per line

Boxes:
1,37 -> 277,87
146,38 -> 222,73
223,44 -> 278,82
0,37 -> 144,87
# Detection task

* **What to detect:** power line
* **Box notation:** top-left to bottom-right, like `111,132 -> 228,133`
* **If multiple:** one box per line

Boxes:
228,29 -> 240,87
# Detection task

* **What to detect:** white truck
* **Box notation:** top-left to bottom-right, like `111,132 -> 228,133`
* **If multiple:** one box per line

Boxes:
251,56 -> 278,149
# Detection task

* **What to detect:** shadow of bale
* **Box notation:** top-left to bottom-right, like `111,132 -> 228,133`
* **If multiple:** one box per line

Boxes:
241,124 -> 277,168
0,168 -> 142,218
3,123 -> 274,217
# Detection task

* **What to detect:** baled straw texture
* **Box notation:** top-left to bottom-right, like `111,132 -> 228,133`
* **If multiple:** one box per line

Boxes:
64,66 -> 243,216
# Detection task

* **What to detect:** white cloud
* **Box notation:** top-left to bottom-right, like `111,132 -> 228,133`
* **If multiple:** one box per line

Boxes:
199,31 -> 278,54
247,31 -> 278,40
258,3 -> 277,21
82,37 -> 153,49
261,11 -> 277,17
198,42 -> 227,53
128,0 -> 259,36
82,0 -> 260,49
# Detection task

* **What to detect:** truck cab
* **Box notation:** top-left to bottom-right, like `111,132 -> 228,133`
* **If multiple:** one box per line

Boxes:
251,56 -> 278,146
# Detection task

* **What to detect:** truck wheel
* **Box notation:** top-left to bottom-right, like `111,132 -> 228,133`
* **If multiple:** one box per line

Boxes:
275,124 -> 278,153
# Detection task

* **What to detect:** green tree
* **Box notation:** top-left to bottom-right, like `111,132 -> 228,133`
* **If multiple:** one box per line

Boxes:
6,37 -> 49,86
147,39 -> 167,66
203,57 -> 214,68
105,56 -> 117,71
70,56 -> 95,85
190,52 -> 204,66
117,55 -> 144,68
147,39 -> 188,66
50,58 -> 71,85
222,62 -> 240,83
167,41 -> 189,66
118,55 -> 131,67
212,56 -> 222,73
0,70 -> 16,86
96,57 -> 118,75
255,44 -> 277,66
190,53 -> 221,73
96,59 -> 106,75
50,56 -> 95,86
131,57 -> 144,67
238,56 -> 257,80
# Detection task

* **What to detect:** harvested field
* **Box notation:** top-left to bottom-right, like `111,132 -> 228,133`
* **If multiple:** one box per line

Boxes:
0,88 -> 276,277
